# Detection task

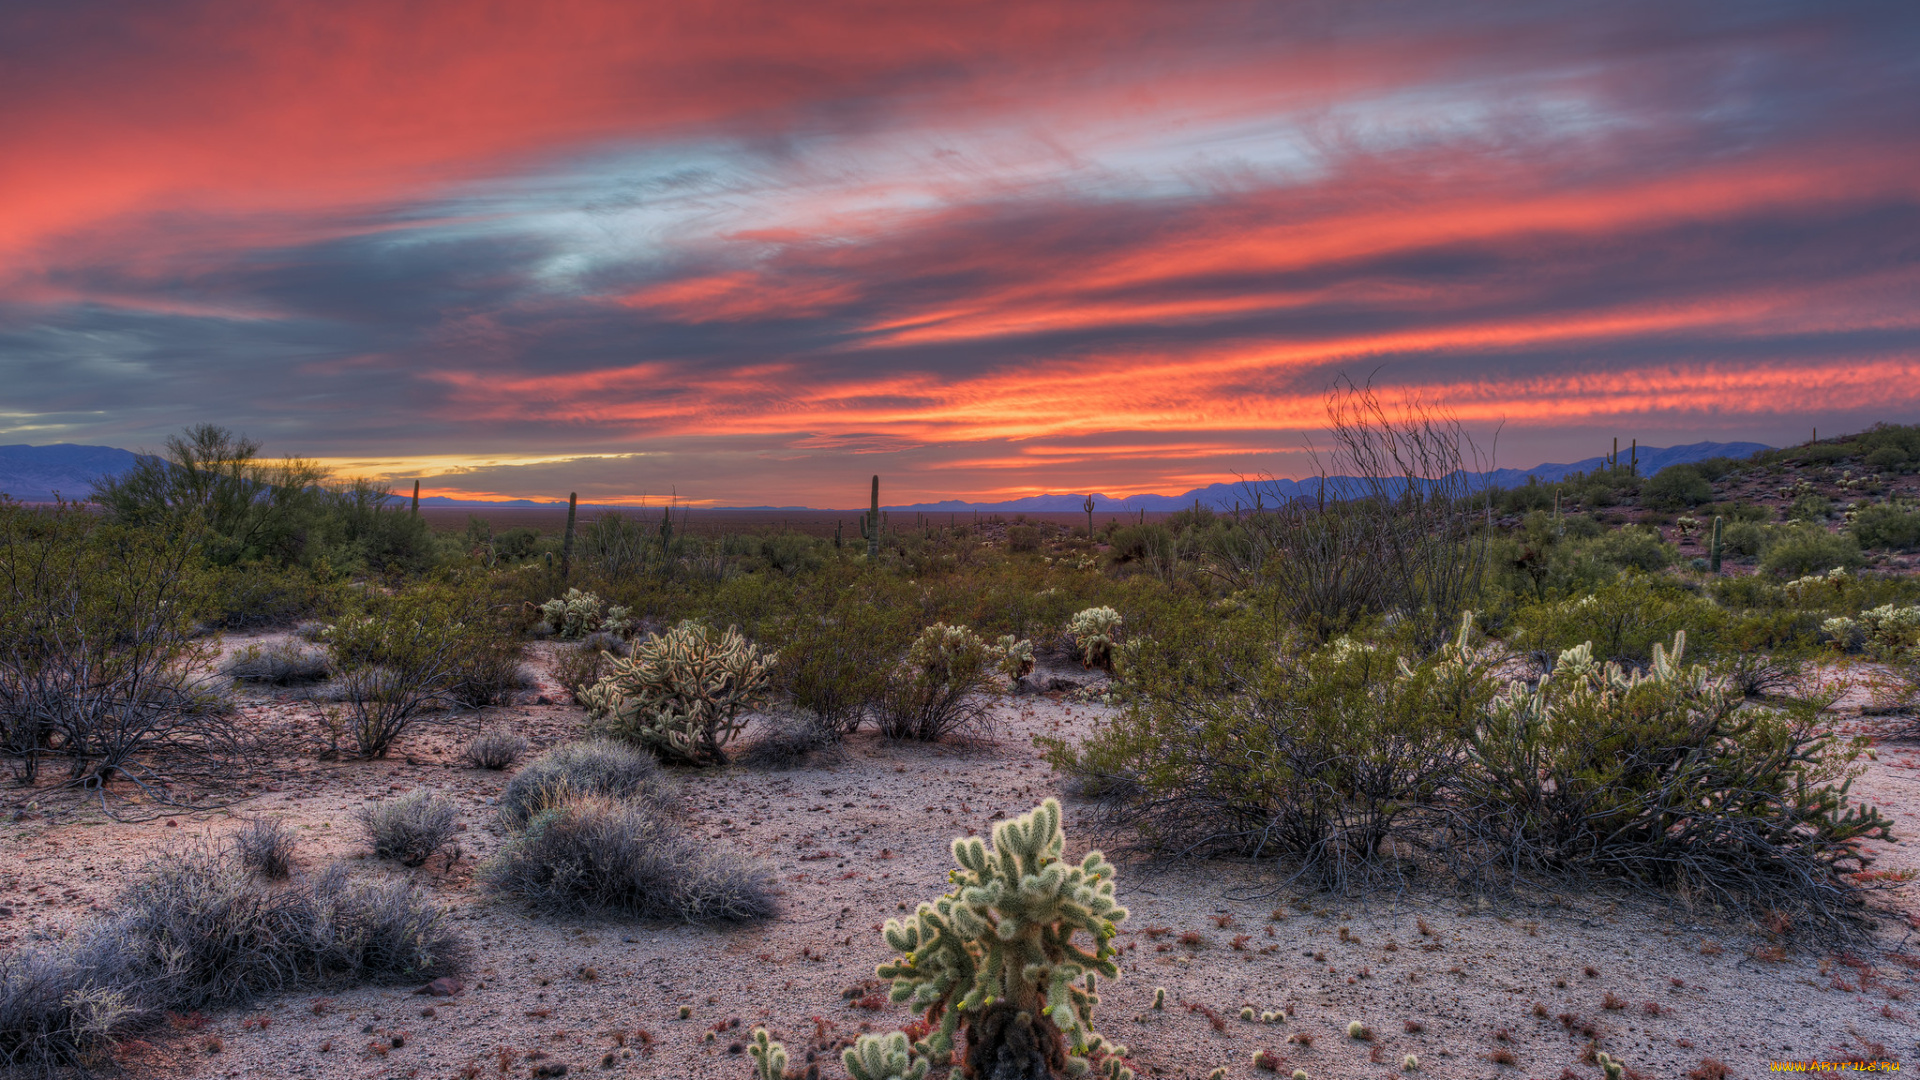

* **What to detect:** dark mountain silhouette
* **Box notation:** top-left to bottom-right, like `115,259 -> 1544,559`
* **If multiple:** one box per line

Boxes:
0,440 -> 1770,510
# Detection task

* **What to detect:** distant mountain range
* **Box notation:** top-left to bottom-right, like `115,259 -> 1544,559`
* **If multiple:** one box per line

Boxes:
0,440 -> 1772,511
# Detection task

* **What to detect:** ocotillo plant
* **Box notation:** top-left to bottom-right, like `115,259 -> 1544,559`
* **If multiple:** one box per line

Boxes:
860,474 -> 882,559
561,491 -> 578,579
1083,493 -> 1095,538
876,798 -> 1132,1080
1709,515 -> 1723,573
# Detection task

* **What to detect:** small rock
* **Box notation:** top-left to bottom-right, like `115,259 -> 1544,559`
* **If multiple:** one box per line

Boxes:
533,1064 -> 568,1078
536,695 -> 553,705
416,976 -> 464,997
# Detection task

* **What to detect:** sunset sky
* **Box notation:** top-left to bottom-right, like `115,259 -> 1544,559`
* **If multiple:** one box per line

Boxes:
2,1 -> 1917,506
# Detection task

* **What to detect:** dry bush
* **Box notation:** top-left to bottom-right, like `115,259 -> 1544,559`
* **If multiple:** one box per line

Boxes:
357,792 -> 461,867
0,939 -> 134,1076
462,727 -> 528,770
482,794 -> 774,923
220,642 -> 330,685
734,712 -> 845,771
497,739 -> 671,829
874,623 -> 1005,741
231,817 -> 298,880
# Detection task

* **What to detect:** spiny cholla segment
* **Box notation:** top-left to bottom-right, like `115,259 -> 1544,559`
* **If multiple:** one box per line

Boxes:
747,1028 -> 787,1080
842,1031 -> 930,1080
877,798 -> 1130,1076
578,620 -> 774,765
1068,607 -> 1121,671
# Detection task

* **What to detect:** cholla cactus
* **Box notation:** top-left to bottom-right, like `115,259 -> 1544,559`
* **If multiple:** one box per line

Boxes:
1822,616 -> 1863,652
876,798 -> 1131,1079
1069,607 -> 1122,671
536,588 -> 633,639
842,1031 -> 929,1080
1594,1052 -> 1627,1080
580,620 -> 775,765
997,635 -> 1036,679
1402,1054 -> 1420,1071
747,1029 -> 787,1080
1857,603 -> 1920,658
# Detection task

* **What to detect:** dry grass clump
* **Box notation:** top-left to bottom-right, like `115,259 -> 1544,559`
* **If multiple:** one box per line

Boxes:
0,844 -> 465,1072
481,795 -> 774,923
462,727 -> 529,770
498,739 -> 670,828
220,641 -> 330,684
357,791 -> 461,867
230,817 -> 298,880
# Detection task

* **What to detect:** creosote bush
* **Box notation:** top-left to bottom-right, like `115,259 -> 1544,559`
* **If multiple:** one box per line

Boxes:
498,739 -> 671,828
579,620 -> 776,765
874,798 -> 1133,1079
875,623 -> 1024,741
358,791 -> 461,867
482,794 -> 773,923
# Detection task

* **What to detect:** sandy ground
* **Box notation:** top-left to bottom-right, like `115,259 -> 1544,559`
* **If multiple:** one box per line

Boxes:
4,638 -> 1918,1080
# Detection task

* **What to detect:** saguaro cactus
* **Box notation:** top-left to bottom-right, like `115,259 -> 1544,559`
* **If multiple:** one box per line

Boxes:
1083,494 -> 1096,538
876,798 -> 1131,1079
561,491 -> 578,579
860,475 -> 882,559
410,479 -> 420,516
1709,515 -> 1723,573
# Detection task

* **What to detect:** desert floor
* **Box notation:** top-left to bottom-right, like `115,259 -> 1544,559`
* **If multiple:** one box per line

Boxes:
4,637 -> 1917,1080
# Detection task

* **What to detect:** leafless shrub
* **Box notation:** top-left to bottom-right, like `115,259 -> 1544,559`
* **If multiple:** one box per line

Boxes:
1223,379 -> 1493,650
735,712 -> 846,770
231,817 -> 298,880
462,727 -> 528,770
498,739 -> 671,829
357,792 -> 461,867
552,640 -> 619,700
482,794 -> 774,922
0,939 -> 135,1076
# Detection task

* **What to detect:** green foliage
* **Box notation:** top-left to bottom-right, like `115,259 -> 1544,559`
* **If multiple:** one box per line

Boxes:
1786,494 -> 1832,523
1864,445 -> 1911,472
1578,527 -> 1676,573
1464,633 -> 1887,924
1641,464 -> 1714,509
876,799 -> 1131,1078
580,620 -> 777,765
1758,526 -> 1862,577
1512,576 -> 1723,663
1052,615 -> 1495,884
772,598 -> 914,734
876,623 -> 1021,741
1850,501 -> 1920,551
0,499 -> 231,789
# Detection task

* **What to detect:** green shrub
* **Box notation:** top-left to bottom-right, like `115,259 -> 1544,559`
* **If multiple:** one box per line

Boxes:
1850,502 -> 1920,551
1641,465 -> 1713,509
1865,446 -> 1911,472
773,601 -> 912,734
1512,577 -> 1724,663
1463,634 -> 1886,926
580,620 -> 776,765
875,624 -> 1017,741
1786,495 -> 1832,523
1719,520 -> 1771,556
1048,616 -> 1494,885
1759,526 -> 1862,577
221,641 -> 330,684
482,794 -> 773,922
1581,527 -> 1676,572
1006,524 -> 1042,553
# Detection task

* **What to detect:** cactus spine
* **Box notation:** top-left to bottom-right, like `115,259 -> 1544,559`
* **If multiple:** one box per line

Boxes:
561,491 -> 577,579
860,474 -> 881,559
1709,515 -> 1723,573
875,798 -> 1131,1078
